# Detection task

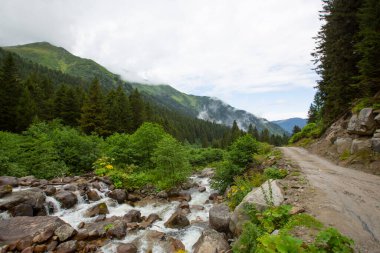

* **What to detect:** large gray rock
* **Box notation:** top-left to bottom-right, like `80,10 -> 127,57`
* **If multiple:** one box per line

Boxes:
193,229 -> 230,253
335,137 -> 353,154
55,224 -> 76,242
347,108 -> 376,135
0,184 -> 12,198
0,188 -> 45,215
84,202 -> 109,217
117,243 -> 137,253
108,189 -> 127,204
350,139 -> 372,154
106,220 -> 126,239
371,138 -> 380,153
0,176 -> 18,187
209,204 -> 230,233
56,240 -> 77,253
375,114 -> 380,125
86,190 -> 101,201
0,216 -> 66,243
54,191 -> 77,209
229,180 -> 284,235
164,211 -> 190,229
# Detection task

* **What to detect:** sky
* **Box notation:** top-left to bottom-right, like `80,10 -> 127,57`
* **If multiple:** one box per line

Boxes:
0,0 -> 322,121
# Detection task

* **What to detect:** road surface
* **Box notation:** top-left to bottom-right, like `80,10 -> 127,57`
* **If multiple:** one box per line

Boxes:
280,147 -> 380,253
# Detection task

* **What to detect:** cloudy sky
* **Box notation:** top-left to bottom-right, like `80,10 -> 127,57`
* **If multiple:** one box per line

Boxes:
0,0 -> 322,120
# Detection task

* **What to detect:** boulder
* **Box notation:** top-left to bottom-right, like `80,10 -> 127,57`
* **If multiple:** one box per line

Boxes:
157,190 -> 168,199
0,176 -> 18,187
229,180 -> 284,235
127,193 -> 142,202
63,184 -> 77,192
84,203 -> 109,217
117,243 -> 137,253
350,139 -> 372,154
140,213 -> 160,229
0,188 -> 45,215
168,191 -> 192,202
0,184 -> 12,198
54,191 -> 78,209
372,138 -> 380,153
33,229 -> 54,243
164,237 -> 186,252
12,203 -> 33,216
198,186 -> 206,192
33,244 -> 47,253
86,190 -> 101,201
54,224 -> 76,242
16,236 -> 32,251
209,204 -> 230,233
108,189 -> 127,204
56,240 -> 77,253
123,210 -> 142,223
347,108 -> 376,135
335,137 -> 353,154
44,185 -> 56,196
18,176 -> 36,186
164,211 -> 190,229
200,168 -> 215,178
375,114 -> 380,125
106,220 -> 126,239
193,229 -> 230,253
21,246 -> 33,253
0,216 -> 66,243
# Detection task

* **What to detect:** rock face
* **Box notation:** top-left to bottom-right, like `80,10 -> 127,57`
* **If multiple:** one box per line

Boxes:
0,176 -> 18,187
164,211 -> 190,229
335,137 -> 353,154
105,220 -> 126,239
350,139 -> 372,154
56,240 -> 77,253
0,216 -> 66,243
0,188 -> 46,216
372,138 -> 380,153
347,108 -> 376,135
0,184 -> 12,198
209,204 -> 230,233
54,191 -> 78,209
193,229 -> 230,253
55,224 -> 76,242
84,202 -> 109,217
108,189 -> 127,204
229,180 -> 284,235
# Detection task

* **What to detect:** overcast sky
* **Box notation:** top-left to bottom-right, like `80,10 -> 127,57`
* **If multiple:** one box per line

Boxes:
0,0 -> 322,120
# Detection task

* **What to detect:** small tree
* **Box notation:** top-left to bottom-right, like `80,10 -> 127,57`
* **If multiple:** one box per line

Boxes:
292,125 -> 302,135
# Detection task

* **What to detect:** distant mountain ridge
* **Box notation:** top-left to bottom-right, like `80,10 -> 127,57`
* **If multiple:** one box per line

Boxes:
272,118 -> 307,134
3,42 -> 287,136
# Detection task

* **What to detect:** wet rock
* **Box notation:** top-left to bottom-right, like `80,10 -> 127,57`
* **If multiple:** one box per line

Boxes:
230,180 -> 284,235
193,229 -> 230,253
12,203 -> 33,217
16,236 -> 32,251
0,188 -> 45,216
95,214 -> 106,222
74,230 -> 89,241
0,176 -> 18,187
91,181 -> 102,191
164,237 -> 186,252
191,205 -> 205,211
33,244 -> 47,253
127,193 -> 142,202
164,211 -> 190,229
54,191 -> 78,209
179,201 -> 189,209
123,210 -> 142,223
54,224 -> 76,242
84,202 -> 109,217
77,222 -> 85,229
83,244 -> 98,252
208,193 -> 219,201
117,243 -> 137,253
181,182 -> 193,190
209,204 -> 230,233
46,240 -> 58,251
44,185 -> 56,196
0,184 -> 12,198
56,240 -> 77,253
63,184 -> 77,192
86,190 -> 101,201
140,213 -> 160,229
350,139 -> 372,154
109,189 -> 127,204
371,138 -> 380,153
347,108 -> 376,135
335,137 -> 353,154
18,176 -> 36,186
198,186 -> 206,192
20,246 -> 33,253
157,190 -> 168,199
33,229 -> 54,243
200,168 -> 215,178
106,220 -> 126,239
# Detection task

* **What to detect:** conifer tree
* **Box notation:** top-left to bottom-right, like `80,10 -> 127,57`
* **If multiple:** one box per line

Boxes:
105,85 -> 132,133
230,120 -> 241,143
16,86 -> 36,131
129,89 -> 145,131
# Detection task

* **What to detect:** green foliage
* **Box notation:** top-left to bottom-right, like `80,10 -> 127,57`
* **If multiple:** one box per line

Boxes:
188,147 -> 225,168
289,123 -> 323,144
228,134 -> 260,167
259,205 -> 292,233
264,167 -> 288,180
233,222 -> 263,253
352,97 -> 380,113
311,228 -> 354,253
0,131 -> 28,177
103,224 -> 114,232
212,160 -> 243,192
281,214 -> 324,234
102,133 -> 133,165
339,150 -> 351,161
256,233 -> 304,253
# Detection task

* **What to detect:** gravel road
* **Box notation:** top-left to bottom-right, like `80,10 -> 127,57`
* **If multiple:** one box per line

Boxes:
280,147 -> 380,253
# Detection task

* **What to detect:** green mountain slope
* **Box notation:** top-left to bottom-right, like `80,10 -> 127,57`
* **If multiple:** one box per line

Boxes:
4,42 -> 286,136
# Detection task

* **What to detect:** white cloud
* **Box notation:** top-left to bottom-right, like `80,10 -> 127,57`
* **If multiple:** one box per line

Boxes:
0,0 -> 322,119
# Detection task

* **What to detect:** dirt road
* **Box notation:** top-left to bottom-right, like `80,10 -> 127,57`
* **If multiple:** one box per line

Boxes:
280,147 -> 380,253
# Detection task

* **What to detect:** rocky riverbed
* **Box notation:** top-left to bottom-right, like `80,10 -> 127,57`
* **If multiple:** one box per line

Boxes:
0,168 -> 233,253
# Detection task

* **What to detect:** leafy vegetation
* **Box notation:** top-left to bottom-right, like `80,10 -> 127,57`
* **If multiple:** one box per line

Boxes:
289,123 -> 323,145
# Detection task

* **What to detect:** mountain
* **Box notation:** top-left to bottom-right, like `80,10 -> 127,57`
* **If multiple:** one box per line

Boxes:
272,118 -> 307,134
3,42 -> 286,136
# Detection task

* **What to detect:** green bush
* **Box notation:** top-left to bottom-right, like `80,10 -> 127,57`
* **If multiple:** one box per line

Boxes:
264,167 -> 288,179
212,160 -> 243,192
289,123 -> 323,144
188,147 -> 225,168
103,133 -> 133,165
0,131 -> 28,177
228,134 -> 260,167
233,221 -> 263,253
256,233 -> 304,253
311,228 -> 354,253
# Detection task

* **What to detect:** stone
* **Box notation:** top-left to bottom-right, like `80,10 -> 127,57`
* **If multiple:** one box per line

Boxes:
139,213 -> 160,229
84,203 -> 109,217
347,108 -> 376,135
108,189 -> 127,204
0,184 -> 12,198
164,211 -> 190,229
54,191 -> 78,209
191,205 -> 205,211
46,240 -> 58,251
21,246 -> 34,253
208,193 -> 219,201
209,203 -> 230,233
18,176 -> 36,186
157,190 -> 168,199
335,137 -> 353,154
229,180 -> 284,235
200,168 -> 215,178
56,240 -> 77,253
168,191 -> 192,202
290,206 -> 305,215
44,185 -> 56,196
33,229 -> 54,243
54,224 -> 76,242
127,193 -> 142,202
117,243 -> 137,253
0,176 -> 18,187
12,203 -> 33,217
77,222 -> 85,229
0,188 -> 45,216
95,214 -> 106,222
192,229 -> 230,253
372,138 -> 380,153
86,190 -> 101,201
164,237 -> 186,252
123,210 -> 142,223
16,237 -> 32,251
350,139 -> 372,154
33,244 -> 47,253
375,114 -> 380,124
63,184 -> 77,192
179,201 -> 190,209
106,220 -> 126,240
198,186 -> 206,192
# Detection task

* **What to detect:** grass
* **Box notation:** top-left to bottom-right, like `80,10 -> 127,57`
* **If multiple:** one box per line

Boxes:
339,149 -> 351,161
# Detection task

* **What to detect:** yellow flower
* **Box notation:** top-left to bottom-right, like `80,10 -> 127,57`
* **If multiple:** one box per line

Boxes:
106,164 -> 113,169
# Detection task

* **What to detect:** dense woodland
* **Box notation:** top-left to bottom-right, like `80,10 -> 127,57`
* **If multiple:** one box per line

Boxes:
309,0 -> 380,126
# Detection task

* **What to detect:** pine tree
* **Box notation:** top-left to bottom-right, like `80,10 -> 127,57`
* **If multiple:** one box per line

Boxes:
0,53 -> 23,131
105,85 -> 132,133
79,79 -> 108,136
230,120 -> 241,143
16,86 -> 37,131
129,89 -> 145,132
292,125 -> 302,135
